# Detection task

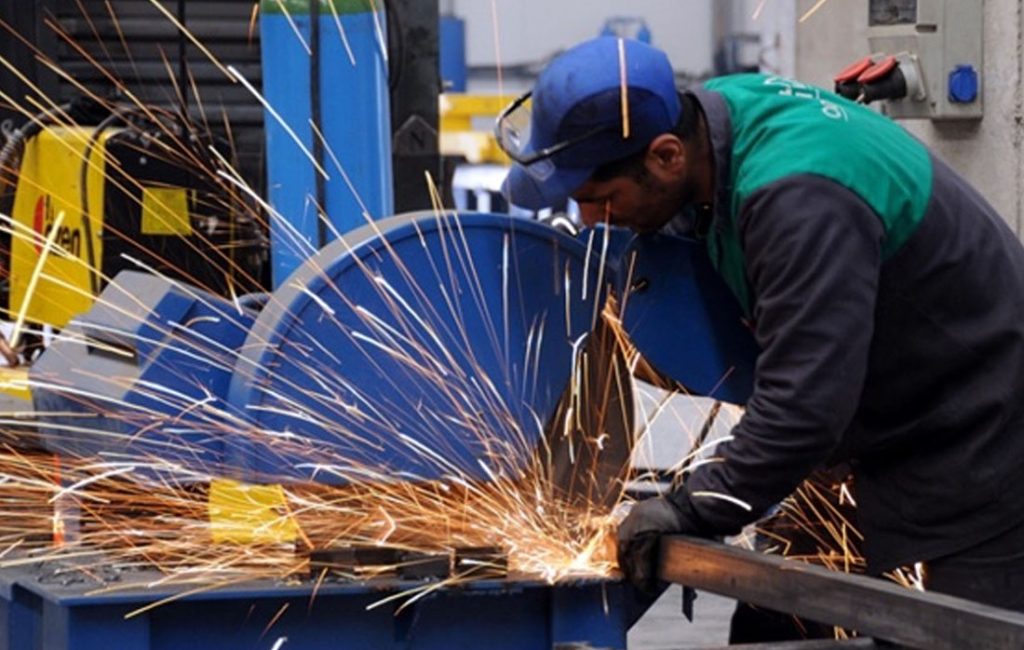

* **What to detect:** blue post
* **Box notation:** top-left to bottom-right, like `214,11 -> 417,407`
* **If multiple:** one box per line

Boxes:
261,1 -> 394,288
439,15 -> 467,92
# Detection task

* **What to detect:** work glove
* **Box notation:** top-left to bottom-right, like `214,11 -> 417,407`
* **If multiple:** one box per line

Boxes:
616,496 -> 691,595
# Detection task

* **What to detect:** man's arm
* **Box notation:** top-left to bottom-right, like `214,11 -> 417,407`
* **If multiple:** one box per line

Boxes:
672,174 -> 885,532
619,175 -> 886,592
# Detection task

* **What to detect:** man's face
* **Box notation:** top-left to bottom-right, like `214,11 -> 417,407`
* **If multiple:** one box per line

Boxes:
571,169 -> 687,234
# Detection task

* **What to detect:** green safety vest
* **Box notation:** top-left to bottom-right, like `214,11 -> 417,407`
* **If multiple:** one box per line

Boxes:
702,74 -> 933,314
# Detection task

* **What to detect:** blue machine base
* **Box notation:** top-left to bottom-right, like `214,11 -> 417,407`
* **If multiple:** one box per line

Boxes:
0,562 -> 632,650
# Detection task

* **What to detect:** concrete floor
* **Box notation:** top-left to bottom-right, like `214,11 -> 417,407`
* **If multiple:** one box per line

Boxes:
628,587 -> 735,649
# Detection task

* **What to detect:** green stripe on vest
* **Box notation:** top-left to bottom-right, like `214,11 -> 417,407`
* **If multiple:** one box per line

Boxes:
260,0 -> 378,15
703,74 -> 933,315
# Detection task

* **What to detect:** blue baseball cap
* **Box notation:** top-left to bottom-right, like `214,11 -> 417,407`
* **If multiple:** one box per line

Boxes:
499,36 -> 681,210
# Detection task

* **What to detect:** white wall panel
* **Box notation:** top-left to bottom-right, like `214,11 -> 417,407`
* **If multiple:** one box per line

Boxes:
738,0 -> 797,77
452,0 -> 714,76
793,0 -> 1024,236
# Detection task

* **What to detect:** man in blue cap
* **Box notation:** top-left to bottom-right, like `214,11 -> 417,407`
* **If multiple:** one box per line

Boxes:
497,35 -> 1024,617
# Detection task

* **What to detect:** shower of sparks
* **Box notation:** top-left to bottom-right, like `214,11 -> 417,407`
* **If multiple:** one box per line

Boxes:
0,0 -> 921,630
0,0 -> 629,595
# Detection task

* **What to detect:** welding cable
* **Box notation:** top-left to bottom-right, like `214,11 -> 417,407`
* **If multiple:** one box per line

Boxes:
78,107 -> 136,297
75,102 -> 193,295
0,125 -> 27,193
0,103 -> 75,197
0,97 -> 108,197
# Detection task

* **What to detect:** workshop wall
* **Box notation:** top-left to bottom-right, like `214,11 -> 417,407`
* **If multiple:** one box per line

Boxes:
794,0 -> 1024,237
714,0 -> 798,78
449,0 -> 714,92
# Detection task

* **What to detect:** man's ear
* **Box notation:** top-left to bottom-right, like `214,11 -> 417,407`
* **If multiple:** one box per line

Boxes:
645,134 -> 686,181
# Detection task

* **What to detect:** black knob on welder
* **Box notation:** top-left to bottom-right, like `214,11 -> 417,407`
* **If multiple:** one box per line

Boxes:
857,56 -> 908,104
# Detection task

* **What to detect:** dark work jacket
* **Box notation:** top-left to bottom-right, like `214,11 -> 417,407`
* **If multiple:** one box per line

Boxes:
670,86 -> 1024,573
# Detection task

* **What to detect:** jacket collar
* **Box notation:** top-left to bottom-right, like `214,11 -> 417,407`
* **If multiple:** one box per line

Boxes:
689,86 -> 734,237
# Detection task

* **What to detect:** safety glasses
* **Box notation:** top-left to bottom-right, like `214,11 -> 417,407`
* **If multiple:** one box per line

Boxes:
494,91 -> 612,166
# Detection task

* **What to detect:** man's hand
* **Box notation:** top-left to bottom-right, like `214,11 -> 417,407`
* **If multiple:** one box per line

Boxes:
616,496 -> 689,594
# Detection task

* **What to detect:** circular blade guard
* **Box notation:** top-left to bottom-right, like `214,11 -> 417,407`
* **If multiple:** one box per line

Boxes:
228,212 -> 604,484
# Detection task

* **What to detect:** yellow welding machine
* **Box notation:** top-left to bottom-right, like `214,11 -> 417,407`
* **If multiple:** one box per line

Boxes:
4,125 -> 265,329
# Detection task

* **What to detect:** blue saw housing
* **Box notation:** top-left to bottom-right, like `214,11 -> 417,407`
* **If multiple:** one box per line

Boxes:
31,215 -> 759,481
599,226 -> 759,404
30,271 -> 256,471
226,212 -> 603,483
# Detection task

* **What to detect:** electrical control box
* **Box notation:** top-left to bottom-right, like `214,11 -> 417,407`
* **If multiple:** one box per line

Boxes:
866,0 -> 983,120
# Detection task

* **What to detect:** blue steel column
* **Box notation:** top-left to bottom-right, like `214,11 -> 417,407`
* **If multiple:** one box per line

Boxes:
319,6 -> 394,236
439,15 -> 467,92
261,0 -> 394,288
